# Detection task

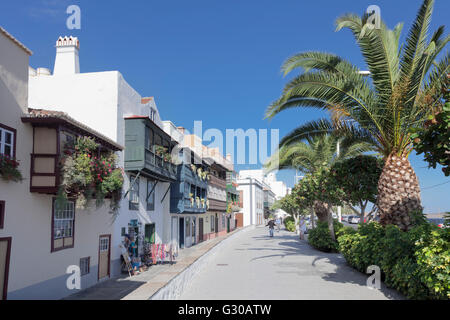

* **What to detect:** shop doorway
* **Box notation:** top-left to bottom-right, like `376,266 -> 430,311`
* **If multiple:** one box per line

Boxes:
98,235 -> 111,280
171,217 -> 178,248
185,217 -> 192,248
144,223 -> 155,244
179,217 -> 185,249
215,213 -> 219,235
199,218 -> 204,242
0,237 -> 11,300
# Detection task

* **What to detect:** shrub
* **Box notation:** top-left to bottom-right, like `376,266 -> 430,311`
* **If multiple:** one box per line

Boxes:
337,221 -> 450,299
285,220 -> 296,232
284,216 -> 294,226
308,220 -> 344,252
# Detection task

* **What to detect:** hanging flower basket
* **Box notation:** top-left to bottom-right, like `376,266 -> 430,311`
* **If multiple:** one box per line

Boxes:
57,136 -> 124,213
0,154 -> 23,182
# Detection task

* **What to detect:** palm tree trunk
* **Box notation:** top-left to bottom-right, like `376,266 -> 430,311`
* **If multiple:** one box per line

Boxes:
313,201 -> 329,222
377,153 -> 422,231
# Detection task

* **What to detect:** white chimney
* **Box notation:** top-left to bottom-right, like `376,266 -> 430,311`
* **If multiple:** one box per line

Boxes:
53,36 -> 80,75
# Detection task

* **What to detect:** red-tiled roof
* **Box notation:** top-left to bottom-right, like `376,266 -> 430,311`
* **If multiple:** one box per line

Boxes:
22,108 -> 123,151
141,97 -> 154,104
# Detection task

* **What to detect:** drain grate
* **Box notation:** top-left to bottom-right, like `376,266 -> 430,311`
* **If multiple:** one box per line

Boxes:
216,264 -> 228,266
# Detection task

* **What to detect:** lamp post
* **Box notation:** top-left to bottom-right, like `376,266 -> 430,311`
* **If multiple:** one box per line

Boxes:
337,140 -> 342,222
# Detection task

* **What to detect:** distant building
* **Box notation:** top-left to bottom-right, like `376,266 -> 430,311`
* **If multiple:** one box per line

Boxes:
237,170 -> 290,219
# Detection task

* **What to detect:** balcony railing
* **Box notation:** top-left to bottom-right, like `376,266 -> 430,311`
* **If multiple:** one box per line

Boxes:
142,148 -> 177,181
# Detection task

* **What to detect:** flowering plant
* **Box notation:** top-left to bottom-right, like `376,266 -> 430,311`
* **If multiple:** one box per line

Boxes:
57,136 -> 123,213
0,153 -> 22,182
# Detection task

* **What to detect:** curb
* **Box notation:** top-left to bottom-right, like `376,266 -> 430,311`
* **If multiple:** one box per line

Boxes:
149,225 -> 256,300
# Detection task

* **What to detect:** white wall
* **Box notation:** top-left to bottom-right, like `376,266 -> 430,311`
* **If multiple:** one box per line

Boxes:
28,64 -> 172,268
1,31 -> 117,299
237,178 -> 264,227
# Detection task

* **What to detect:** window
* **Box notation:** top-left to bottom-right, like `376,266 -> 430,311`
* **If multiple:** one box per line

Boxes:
0,200 -> 4,229
80,257 -> 90,276
222,213 -> 225,229
145,127 -> 153,150
0,125 -> 15,157
210,215 -> 215,232
52,200 -> 75,252
146,179 -> 155,211
129,175 -> 139,210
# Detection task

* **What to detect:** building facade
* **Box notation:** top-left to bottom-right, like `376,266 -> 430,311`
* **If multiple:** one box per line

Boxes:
236,177 -> 264,226
28,36 -> 175,280
1,27 -> 124,299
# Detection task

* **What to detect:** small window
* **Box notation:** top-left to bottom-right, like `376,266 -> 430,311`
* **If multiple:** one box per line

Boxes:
146,179 -> 155,211
129,175 -> 140,210
80,257 -> 90,276
52,200 -> 75,252
0,125 -> 15,157
0,200 -> 5,229
145,127 -> 153,150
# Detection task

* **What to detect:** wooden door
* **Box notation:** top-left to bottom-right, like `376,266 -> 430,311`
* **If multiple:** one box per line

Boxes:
0,237 -> 11,300
98,235 -> 111,280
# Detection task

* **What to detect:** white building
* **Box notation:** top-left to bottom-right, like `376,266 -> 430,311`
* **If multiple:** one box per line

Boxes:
236,177 -> 264,226
28,36 -> 175,282
238,169 -> 290,219
0,29 -> 123,299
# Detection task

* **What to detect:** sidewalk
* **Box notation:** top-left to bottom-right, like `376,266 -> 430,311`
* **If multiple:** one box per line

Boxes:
65,228 -> 242,300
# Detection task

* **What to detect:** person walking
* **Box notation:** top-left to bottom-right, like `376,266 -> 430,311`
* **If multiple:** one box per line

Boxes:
275,217 -> 281,232
299,217 -> 307,240
266,219 -> 275,237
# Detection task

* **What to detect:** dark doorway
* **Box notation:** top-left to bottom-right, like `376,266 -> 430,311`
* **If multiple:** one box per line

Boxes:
179,217 -> 185,248
215,213 -> 219,235
144,223 -> 155,244
199,218 -> 204,242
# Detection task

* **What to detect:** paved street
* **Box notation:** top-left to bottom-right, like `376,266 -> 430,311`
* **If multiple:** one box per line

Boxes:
179,226 -> 403,300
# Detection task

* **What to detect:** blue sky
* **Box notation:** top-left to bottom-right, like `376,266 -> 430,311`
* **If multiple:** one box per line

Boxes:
1,0 -> 449,213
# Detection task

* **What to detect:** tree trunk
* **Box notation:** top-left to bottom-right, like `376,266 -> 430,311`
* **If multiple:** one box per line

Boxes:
313,201 -> 329,222
327,209 -> 336,242
310,207 -> 315,229
377,153 -> 422,231
293,213 -> 299,235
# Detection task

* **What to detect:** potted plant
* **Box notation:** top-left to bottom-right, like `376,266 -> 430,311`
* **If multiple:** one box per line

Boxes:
0,154 -> 22,182
196,196 -> 200,208
154,145 -> 166,157
189,193 -> 194,206
190,164 -> 197,173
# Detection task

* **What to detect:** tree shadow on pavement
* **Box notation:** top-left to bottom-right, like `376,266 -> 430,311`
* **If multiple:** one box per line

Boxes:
246,231 -> 403,300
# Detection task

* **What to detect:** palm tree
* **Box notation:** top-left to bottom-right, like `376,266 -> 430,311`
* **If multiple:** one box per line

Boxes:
265,0 -> 449,230
265,133 -> 372,223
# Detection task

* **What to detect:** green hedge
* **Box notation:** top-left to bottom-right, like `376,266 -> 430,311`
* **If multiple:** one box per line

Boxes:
308,220 -> 344,252
338,222 -> 450,299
